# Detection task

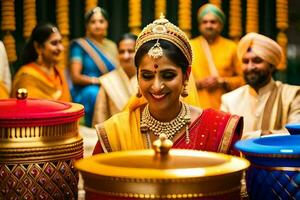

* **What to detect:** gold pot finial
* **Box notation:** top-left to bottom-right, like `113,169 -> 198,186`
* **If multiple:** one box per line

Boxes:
17,88 -> 28,99
152,133 -> 173,155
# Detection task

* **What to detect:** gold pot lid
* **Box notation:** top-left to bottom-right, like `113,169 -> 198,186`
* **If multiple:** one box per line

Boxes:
75,135 -> 250,198
76,149 -> 249,179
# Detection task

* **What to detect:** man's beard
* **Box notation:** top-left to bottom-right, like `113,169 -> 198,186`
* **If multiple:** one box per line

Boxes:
202,28 -> 219,41
244,69 -> 271,89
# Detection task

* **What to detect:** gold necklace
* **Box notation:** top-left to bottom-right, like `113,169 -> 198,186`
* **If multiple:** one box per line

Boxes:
140,102 -> 191,144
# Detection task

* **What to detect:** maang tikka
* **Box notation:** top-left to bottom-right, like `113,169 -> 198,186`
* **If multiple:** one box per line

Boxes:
148,39 -> 163,59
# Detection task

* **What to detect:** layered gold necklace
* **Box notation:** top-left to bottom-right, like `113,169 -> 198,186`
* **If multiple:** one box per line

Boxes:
140,102 -> 191,145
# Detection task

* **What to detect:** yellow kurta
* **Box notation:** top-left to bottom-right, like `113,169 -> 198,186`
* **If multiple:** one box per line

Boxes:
221,79 -> 300,139
11,63 -> 71,101
190,36 -> 244,109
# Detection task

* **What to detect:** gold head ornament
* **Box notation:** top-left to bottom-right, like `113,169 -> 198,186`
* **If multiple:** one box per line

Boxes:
135,14 -> 193,65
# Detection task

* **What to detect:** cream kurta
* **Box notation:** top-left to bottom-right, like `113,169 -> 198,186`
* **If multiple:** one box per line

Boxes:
92,68 -> 137,126
221,79 -> 300,139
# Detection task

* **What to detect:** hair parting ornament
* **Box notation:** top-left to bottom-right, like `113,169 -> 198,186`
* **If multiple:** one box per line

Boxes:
148,39 -> 163,59
51,27 -> 58,33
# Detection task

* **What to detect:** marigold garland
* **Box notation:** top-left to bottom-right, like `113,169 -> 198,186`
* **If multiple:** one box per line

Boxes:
1,0 -> 17,62
209,0 -> 221,8
246,0 -> 258,33
129,0 -> 141,35
276,0 -> 288,70
56,0 -> 70,69
155,0 -> 166,19
178,0 -> 192,38
229,0 -> 242,41
23,0 -> 37,39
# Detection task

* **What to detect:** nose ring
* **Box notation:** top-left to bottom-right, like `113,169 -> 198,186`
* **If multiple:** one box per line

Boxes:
160,84 -> 165,90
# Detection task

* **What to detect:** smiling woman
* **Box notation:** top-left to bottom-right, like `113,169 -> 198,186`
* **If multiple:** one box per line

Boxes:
11,23 -> 71,101
92,16 -> 244,156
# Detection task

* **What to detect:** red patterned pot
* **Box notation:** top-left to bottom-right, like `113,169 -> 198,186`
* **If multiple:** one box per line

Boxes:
0,89 -> 84,199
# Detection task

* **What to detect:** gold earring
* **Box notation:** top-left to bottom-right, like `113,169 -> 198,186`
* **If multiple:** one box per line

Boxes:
181,83 -> 188,97
136,86 -> 142,98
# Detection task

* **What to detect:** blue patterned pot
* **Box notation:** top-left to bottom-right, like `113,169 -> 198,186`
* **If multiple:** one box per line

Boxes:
235,135 -> 300,200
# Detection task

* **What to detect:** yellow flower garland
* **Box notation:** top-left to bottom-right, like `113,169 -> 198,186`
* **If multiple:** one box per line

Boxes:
129,0 -> 141,35
178,0 -> 191,38
229,0 -> 242,42
209,0 -> 221,8
155,0 -> 166,19
56,0 -> 70,69
23,0 -> 37,39
276,0 -> 288,70
1,0 -> 17,62
246,0 -> 258,33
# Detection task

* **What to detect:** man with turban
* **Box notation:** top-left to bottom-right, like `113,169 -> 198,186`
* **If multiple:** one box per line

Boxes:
221,32 -> 300,139
191,3 -> 244,109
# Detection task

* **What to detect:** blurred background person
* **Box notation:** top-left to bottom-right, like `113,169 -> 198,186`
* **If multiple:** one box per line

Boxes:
191,3 -> 244,109
221,33 -> 300,139
69,6 -> 119,127
11,23 -> 70,101
0,41 -> 11,98
92,33 -> 137,126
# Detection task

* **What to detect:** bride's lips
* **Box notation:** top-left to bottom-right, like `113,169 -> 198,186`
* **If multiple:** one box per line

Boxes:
150,93 -> 166,100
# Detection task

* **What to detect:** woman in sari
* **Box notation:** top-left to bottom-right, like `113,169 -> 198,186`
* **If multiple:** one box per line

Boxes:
69,7 -> 118,127
11,23 -> 71,101
93,16 -> 243,155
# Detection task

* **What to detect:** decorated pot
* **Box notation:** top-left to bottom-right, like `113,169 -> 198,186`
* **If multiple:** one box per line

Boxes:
76,135 -> 249,200
235,135 -> 300,200
286,123 -> 300,135
0,89 -> 84,199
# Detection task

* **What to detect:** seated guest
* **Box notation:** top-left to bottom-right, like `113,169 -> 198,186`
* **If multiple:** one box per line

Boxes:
69,7 -> 118,127
93,16 -> 243,155
92,33 -> 138,126
191,3 -> 244,110
11,23 -> 71,101
221,32 -> 300,139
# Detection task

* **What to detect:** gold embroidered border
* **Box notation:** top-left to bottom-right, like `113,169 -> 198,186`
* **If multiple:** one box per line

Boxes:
95,124 -> 112,153
218,115 -> 240,153
76,38 -> 109,74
